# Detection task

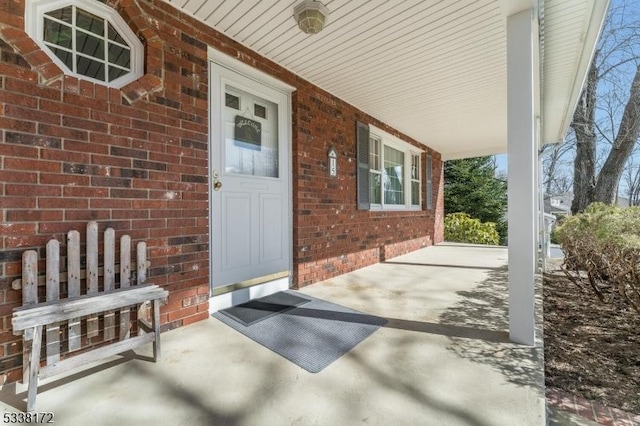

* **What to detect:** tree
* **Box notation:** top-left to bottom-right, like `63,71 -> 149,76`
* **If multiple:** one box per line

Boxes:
444,156 -> 507,242
542,142 -> 574,195
623,156 -> 640,205
571,0 -> 640,213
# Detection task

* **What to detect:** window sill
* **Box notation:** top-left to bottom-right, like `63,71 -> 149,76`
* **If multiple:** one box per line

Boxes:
369,205 -> 422,212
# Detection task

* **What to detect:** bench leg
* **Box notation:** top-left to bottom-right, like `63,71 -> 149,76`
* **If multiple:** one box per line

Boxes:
26,326 -> 43,412
152,300 -> 161,361
22,337 -> 30,386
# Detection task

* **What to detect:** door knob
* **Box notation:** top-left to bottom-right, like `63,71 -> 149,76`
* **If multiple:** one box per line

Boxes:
212,170 -> 222,191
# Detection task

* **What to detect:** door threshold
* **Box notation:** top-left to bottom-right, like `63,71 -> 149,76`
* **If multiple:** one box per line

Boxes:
212,271 -> 289,296
209,274 -> 290,313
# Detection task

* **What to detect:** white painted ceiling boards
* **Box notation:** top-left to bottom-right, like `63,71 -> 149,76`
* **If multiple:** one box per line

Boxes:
165,0 -> 608,160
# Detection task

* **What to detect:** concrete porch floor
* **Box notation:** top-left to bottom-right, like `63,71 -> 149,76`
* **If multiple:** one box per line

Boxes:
0,243 -> 547,425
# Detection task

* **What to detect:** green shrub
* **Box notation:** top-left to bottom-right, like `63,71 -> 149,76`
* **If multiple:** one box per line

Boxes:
444,212 -> 500,245
557,202 -> 640,313
550,225 -> 561,244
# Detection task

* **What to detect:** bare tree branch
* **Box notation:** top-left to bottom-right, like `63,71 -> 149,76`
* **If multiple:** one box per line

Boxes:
570,0 -> 640,212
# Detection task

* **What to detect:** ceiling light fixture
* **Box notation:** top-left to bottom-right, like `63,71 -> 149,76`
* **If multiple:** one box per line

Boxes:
294,0 -> 329,35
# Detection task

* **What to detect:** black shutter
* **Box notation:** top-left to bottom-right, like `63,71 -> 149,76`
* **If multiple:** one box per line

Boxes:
425,155 -> 433,210
356,121 -> 370,210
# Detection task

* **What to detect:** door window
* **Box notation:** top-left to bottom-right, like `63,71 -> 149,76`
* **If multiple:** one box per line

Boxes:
224,84 -> 279,178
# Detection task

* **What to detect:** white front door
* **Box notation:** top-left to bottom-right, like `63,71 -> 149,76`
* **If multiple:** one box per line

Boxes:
209,61 -> 291,293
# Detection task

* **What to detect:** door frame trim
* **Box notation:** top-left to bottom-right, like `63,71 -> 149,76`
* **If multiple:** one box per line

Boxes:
208,47 -> 296,94
207,48 -> 295,311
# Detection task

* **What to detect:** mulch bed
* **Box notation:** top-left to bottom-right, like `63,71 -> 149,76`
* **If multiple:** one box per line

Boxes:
543,263 -> 640,414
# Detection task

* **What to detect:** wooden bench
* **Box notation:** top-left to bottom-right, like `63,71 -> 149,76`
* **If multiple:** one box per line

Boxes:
11,221 -> 168,412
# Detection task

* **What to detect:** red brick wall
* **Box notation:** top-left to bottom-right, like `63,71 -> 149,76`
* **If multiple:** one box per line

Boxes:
0,0 -> 212,382
0,0 -> 444,382
291,84 -> 443,287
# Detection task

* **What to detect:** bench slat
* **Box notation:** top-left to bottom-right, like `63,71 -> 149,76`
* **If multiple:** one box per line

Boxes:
13,285 -> 168,332
137,242 -> 146,285
136,242 -> 150,337
22,251 -> 38,385
67,230 -> 81,352
119,236 -> 131,341
22,252 -> 38,306
86,222 -> 99,339
40,333 -> 156,380
104,228 -> 116,341
45,240 -> 61,365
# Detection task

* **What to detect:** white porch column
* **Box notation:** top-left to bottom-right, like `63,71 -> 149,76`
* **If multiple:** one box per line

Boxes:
507,9 -> 538,346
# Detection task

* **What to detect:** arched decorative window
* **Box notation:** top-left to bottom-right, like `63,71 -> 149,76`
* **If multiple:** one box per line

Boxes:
25,0 -> 144,88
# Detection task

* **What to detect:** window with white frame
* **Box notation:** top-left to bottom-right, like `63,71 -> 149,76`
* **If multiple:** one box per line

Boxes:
357,122 -> 422,210
25,0 -> 144,88
382,145 -> 405,206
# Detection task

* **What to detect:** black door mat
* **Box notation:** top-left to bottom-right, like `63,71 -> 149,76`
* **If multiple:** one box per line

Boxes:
218,291 -> 311,326
213,290 -> 387,373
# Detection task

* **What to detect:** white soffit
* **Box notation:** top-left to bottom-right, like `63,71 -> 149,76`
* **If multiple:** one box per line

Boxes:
165,0 -> 607,160
541,0 -> 609,146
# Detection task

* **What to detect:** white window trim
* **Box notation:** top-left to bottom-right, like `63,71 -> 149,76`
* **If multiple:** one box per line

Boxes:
25,0 -> 144,88
369,124 -> 423,211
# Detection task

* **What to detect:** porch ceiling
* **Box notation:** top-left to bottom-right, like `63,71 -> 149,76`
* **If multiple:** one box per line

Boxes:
165,0 -> 608,160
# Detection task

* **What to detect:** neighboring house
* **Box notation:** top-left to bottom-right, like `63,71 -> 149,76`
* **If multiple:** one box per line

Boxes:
0,0 -> 608,382
545,193 -> 573,219
544,193 -> 631,218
